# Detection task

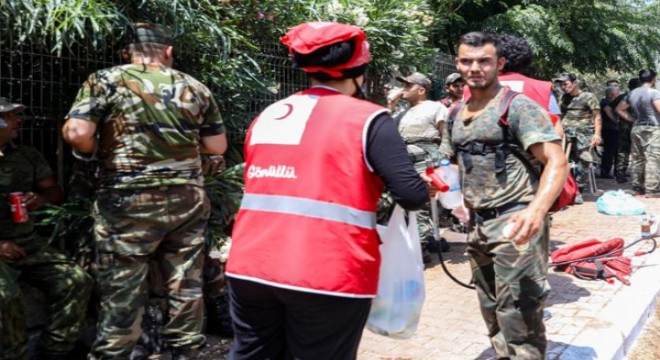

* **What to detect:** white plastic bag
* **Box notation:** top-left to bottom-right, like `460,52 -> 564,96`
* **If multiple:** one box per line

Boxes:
596,190 -> 646,216
366,205 -> 425,339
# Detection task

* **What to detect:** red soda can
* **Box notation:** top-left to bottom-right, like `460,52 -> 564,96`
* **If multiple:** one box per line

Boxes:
9,192 -> 29,223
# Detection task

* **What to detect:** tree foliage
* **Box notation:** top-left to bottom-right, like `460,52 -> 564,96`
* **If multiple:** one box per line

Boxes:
430,0 -> 660,79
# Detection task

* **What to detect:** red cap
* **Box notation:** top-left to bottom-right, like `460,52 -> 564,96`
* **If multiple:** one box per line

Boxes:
281,22 -> 371,77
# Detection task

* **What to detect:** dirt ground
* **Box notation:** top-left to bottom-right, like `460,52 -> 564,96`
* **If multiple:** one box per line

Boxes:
626,299 -> 660,360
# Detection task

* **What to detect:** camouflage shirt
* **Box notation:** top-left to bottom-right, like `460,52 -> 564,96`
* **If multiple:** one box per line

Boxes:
396,100 -> 448,170
66,63 -> 225,189
0,143 -> 53,239
560,91 -> 599,127
440,88 -> 560,210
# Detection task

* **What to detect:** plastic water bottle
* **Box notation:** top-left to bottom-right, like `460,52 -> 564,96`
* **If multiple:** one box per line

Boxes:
641,215 -> 651,238
437,159 -> 463,209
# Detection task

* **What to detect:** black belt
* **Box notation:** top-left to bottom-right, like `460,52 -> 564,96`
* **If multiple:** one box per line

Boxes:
634,122 -> 659,127
470,202 -> 529,225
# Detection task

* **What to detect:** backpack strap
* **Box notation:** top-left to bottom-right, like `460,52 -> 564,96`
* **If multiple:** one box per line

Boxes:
497,90 -> 542,178
446,101 -> 464,138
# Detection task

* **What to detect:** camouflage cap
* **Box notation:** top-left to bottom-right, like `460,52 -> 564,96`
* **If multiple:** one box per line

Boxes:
554,72 -> 576,83
125,23 -> 173,45
396,72 -> 432,90
444,73 -> 463,84
0,97 -> 25,114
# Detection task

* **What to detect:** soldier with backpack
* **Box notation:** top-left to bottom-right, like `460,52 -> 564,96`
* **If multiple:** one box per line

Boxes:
440,32 -> 568,359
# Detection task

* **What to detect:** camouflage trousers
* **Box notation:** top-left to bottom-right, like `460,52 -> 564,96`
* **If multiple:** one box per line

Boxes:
0,244 -> 92,360
467,210 -> 550,359
89,184 -> 211,360
630,126 -> 660,193
565,126 -> 599,188
615,121 -> 632,175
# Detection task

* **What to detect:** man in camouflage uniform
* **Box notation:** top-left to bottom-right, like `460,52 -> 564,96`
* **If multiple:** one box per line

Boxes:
0,98 -> 92,360
557,73 -> 602,201
439,72 -> 465,111
613,78 -> 642,183
388,72 -> 450,256
62,23 -> 227,360
614,69 -> 660,197
441,32 -> 568,359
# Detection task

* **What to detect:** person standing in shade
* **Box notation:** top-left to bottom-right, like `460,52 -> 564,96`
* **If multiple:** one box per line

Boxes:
441,32 -> 568,359
62,23 -> 227,360
614,78 -> 642,183
0,97 -> 92,360
599,86 -> 622,179
225,22 -> 428,360
615,69 -> 660,197
557,72 -> 602,202
389,72 -> 450,256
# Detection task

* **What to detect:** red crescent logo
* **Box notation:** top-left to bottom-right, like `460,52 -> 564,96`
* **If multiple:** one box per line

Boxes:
273,103 -> 294,120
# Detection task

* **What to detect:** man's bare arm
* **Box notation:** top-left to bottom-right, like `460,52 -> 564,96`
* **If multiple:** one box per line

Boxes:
508,140 -> 568,244
62,118 -> 97,154
615,100 -> 633,122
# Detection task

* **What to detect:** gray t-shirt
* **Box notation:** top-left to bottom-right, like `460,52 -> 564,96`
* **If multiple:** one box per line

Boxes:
627,86 -> 660,126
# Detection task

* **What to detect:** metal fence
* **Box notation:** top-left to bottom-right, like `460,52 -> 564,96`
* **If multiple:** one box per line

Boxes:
0,35 -> 456,185
0,34 -> 119,185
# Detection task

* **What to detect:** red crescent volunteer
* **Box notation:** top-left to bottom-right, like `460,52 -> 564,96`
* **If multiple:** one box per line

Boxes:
226,86 -> 387,296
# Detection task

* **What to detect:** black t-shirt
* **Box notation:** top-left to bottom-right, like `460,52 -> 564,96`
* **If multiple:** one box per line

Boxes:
600,97 -> 618,130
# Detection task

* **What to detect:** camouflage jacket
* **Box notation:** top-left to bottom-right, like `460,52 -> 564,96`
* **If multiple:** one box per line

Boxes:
66,63 -> 225,189
0,143 -> 52,239
440,88 -> 560,210
560,91 -> 599,128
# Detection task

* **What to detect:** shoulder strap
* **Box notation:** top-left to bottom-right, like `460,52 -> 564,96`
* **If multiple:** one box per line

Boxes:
497,90 -> 542,178
446,101 -> 465,138
497,89 -> 519,128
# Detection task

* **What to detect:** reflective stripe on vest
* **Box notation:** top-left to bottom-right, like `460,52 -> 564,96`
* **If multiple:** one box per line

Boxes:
240,193 -> 377,229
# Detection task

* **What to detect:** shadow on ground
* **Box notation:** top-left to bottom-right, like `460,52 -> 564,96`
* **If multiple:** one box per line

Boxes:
472,340 -> 595,360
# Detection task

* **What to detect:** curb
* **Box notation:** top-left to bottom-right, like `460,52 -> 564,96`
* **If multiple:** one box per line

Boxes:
559,245 -> 660,360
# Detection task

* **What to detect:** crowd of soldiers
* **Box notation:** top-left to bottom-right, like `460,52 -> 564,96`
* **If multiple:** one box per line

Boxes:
1,19 -> 658,360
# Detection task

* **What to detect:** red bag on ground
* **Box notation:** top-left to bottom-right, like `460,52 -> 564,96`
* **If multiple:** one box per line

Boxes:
550,238 -> 631,285
550,238 -> 624,266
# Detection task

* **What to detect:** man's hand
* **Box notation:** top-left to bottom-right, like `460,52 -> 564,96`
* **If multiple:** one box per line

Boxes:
505,207 -> 546,245
0,241 -> 26,261
419,172 -> 438,197
589,134 -> 602,148
23,191 -> 45,211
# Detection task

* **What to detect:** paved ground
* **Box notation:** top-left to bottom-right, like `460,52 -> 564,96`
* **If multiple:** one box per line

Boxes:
357,177 -> 660,360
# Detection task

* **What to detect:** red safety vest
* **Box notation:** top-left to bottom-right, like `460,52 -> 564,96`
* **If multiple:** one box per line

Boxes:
226,86 -> 388,298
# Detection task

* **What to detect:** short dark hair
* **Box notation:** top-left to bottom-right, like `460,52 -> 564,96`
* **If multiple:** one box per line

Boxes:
639,68 -> 657,84
458,32 -> 500,57
498,34 -> 532,73
606,79 -> 619,86
628,77 -> 641,91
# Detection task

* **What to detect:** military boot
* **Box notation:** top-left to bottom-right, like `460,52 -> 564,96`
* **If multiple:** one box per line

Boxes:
171,347 -> 200,360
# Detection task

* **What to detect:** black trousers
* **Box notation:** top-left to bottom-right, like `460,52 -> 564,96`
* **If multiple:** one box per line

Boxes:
227,278 -> 372,360
600,129 -> 620,175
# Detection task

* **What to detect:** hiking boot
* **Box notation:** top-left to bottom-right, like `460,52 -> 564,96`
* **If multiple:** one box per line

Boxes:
616,175 -> 627,183
171,347 -> 201,360
645,192 -> 660,198
629,187 -> 645,196
597,172 -> 614,179
422,248 -> 433,264
574,192 -> 584,205
426,237 -> 450,253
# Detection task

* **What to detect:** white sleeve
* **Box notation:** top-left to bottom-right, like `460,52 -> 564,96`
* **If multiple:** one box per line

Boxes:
435,102 -> 449,123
